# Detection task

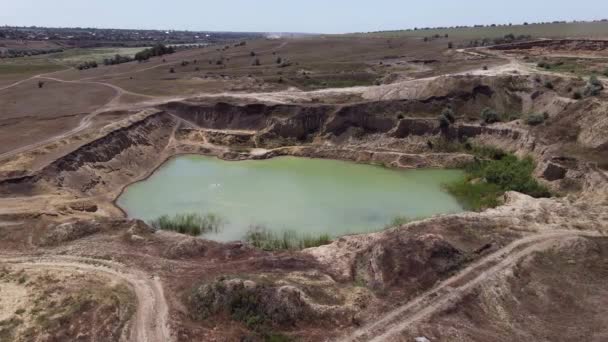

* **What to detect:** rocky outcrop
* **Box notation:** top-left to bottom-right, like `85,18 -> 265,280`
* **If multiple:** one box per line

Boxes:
189,276 -> 366,327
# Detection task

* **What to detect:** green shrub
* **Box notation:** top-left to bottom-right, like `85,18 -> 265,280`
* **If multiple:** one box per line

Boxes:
481,107 -> 500,124
573,91 -> 582,99
149,213 -> 224,236
441,107 -> 456,124
525,113 -> 546,126
445,180 -> 501,210
446,152 -> 550,211
584,75 -> 604,96
245,226 -> 332,251
603,69 -> 608,77
544,81 -> 554,89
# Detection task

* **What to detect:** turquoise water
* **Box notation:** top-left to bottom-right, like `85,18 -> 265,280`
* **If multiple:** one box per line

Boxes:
117,156 -> 465,241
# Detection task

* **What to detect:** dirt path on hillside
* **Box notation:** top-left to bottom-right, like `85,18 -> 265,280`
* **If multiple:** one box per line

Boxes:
338,229 -> 604,342
0,255 -> 172,342
0,42 -> 292,162
0,75 -> 156,161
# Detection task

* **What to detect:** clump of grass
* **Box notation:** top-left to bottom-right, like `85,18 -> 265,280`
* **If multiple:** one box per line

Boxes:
445,151 -> 551,211
384,216 -> 413,229
245,225 -> 332,251
525,112 -> 547,126
149,213 -> 224,236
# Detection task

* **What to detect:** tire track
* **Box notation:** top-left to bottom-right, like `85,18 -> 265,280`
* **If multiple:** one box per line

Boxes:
0,255 -> 172,342
338,229 -> 604,342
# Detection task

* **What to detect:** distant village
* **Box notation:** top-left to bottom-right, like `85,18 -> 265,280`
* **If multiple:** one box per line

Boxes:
0,26 -> 264,57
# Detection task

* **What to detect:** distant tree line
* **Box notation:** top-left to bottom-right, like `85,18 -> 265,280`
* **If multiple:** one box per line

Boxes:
134,44 -> 175,62
0,48 -> 64,59
463,33 -> 532,48
103,54 -> 133,65
77,60 -> 98,70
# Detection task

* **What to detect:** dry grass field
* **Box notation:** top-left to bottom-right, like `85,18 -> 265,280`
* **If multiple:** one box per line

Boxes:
358,21 -> 608,39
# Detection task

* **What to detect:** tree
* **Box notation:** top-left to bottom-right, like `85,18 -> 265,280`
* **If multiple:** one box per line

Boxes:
276,56 -> 282,64
169,68 -> 175,73
439,115 -> 451,132
448,42 -> 453,49
441,107 -> 455,124
38,81 -> 44,89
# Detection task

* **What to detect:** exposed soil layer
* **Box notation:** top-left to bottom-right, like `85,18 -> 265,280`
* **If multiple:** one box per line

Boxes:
491,39 -> 608,53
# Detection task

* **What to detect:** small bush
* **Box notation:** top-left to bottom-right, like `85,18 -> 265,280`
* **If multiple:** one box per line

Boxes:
525,113 -> 546,126
573,91 -> 582,99
482,65 -> 488,71
439,115 -> 451,130
584,75 -> 604,96
481,108 -> 500,124
603,69 -> 608,77
544,81 -> 554,89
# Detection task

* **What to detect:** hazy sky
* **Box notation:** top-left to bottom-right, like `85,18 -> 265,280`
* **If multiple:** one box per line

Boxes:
1,0 -> 606,33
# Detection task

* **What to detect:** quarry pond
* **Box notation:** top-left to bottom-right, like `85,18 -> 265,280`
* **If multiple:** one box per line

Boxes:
117,155 -> 465,241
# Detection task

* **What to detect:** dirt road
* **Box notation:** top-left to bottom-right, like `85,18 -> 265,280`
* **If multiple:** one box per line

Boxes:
338,229 -> 604,342
0,255 -> 172,342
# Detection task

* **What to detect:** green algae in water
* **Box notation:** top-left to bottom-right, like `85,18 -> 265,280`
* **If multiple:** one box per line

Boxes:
117,156 -> 465,241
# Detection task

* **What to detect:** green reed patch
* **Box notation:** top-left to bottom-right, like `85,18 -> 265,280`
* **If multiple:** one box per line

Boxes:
149,213 -> 224,236
245,225 -> 332,251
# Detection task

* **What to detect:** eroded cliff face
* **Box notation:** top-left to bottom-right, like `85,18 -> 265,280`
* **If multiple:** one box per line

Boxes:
1,73 -> 605,212
0,112 -> 178,197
